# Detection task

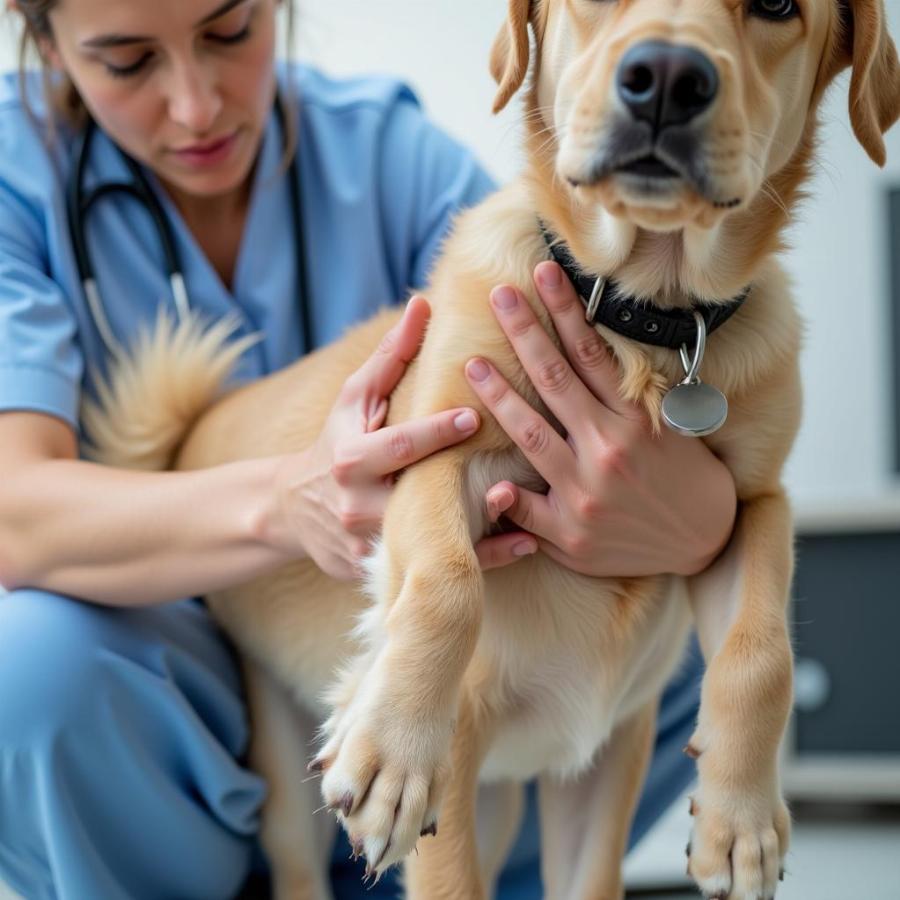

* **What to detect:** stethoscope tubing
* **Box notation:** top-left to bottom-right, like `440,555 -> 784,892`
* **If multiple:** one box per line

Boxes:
67,93 -> 308,363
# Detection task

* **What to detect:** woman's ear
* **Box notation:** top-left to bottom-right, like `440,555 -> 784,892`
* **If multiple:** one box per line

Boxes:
841,0 -> 900,166
489,0 -> 534,114
38,36 -> 64,70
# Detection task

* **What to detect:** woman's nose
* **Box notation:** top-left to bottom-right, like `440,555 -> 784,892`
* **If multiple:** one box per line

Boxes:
166,64 -> 223,135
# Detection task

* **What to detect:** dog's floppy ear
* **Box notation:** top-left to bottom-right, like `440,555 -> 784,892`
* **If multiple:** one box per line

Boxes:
490,0 -> 534,114
840,0 -> 900,166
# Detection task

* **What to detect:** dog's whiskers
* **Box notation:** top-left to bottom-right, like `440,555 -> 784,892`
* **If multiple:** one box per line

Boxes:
747,157 -> 791,219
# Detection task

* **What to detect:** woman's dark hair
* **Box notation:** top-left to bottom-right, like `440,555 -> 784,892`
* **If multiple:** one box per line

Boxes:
14,0 -> 84,126
11,0 -> 297,159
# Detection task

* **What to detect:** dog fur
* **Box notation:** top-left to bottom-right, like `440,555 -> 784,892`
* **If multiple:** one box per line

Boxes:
85,0 -> 900,897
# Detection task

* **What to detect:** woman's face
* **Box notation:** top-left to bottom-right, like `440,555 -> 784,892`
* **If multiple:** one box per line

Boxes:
47,0 -> 279,201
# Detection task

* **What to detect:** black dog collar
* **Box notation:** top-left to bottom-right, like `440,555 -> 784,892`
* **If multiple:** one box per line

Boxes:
540,225 -> 749,350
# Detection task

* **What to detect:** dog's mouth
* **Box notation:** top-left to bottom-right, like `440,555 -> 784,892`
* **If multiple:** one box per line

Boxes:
616,154 -> 681,179
571,120 -> 705,195
565,119 -> 744,208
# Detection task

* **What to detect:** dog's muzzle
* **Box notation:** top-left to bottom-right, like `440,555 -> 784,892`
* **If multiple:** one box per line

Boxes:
570,41 -> 722,197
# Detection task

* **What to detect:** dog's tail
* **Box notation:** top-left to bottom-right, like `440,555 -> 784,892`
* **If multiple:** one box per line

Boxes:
81,310 -> 258,471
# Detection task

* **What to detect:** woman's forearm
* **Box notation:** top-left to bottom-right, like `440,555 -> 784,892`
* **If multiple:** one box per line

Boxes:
0,457 -> 298,605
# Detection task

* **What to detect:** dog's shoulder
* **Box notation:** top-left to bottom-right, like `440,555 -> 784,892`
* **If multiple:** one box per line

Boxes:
433,181 -> 549,292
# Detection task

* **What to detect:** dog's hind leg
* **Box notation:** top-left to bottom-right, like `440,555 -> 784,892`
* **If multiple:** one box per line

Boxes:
242,658 -> 335,900
476,780 -> 526,896
538,701 -> 657,900
402,695 -> 489,900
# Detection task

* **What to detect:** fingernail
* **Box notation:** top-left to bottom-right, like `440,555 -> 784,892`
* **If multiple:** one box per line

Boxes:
488,488 -> 514,512
454,411 -> 478,432
512,540 -> 537,557
537,262 -> 562,288
492,286 -> 519,311
466,359 -> 491,382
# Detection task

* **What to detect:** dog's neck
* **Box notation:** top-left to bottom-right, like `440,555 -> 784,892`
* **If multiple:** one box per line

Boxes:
540,223 -> 751,350
522,102 -> 818,310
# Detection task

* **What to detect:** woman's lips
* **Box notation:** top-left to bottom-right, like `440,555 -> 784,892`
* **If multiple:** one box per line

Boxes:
171,130 -> 240,168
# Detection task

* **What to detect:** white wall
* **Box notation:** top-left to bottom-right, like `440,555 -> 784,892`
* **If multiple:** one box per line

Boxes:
3,2 -> 900,506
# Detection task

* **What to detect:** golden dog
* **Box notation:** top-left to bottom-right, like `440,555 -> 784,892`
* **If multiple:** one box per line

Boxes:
86,0 -> 900,897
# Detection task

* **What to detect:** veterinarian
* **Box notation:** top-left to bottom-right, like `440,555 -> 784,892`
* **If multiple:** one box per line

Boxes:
0,0 -> 738,897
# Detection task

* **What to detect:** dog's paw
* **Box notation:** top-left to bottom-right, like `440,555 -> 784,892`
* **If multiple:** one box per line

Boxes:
686,786 -> 790,900
311,671 -> 453,880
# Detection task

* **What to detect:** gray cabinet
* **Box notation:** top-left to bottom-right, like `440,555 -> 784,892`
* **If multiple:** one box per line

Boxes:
782,497 -> 900,801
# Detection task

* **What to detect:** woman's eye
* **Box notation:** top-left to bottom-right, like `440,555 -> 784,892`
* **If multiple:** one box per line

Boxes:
749,0 -> 799,19
104,52 -> 153,79
208,23 -> 252,45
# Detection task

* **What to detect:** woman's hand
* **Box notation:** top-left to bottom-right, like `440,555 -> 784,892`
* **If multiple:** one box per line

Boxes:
271,297 -> 483,581
468,261 -> 737,578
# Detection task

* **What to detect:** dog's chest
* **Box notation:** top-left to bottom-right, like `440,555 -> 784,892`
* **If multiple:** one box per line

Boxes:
475,560 -> 692,783
477,644 -> 625,783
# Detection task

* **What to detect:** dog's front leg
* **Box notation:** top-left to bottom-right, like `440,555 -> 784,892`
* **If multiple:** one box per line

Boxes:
316,448 -> 484,880
686,490 -> 793,900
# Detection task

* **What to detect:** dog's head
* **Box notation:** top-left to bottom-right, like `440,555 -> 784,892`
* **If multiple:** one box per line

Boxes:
491,0 -> 900,233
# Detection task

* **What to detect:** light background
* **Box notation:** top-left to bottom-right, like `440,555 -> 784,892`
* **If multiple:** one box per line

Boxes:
3,2 -> 900,508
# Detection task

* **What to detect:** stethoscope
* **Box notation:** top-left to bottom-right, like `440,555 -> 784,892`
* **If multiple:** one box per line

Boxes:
66,93 -> 311,363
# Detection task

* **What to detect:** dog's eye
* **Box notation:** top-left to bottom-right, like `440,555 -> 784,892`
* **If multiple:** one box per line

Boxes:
749,0 -> 799,19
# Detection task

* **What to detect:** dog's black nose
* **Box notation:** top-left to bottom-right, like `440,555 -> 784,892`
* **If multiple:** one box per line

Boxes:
616,41 -> 718,132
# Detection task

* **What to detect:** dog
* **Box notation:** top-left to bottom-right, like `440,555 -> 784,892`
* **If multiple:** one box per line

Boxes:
85,0 -> 900,897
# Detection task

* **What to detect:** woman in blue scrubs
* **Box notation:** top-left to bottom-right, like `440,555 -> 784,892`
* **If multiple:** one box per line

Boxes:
0,1 -> 738,898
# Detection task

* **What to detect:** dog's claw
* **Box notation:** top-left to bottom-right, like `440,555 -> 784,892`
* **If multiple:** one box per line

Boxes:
685,841 -> 692,858
372,839 -> 391,873
689,796 -> 697,816
420,822 -> 438,838
683,743 -> 701,759
363,845 -> 388,887
328,791 -> 355,818
307,757 -> 326,774
350,837 -> 364,861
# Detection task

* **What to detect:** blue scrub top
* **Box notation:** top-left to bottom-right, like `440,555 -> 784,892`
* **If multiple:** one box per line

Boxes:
0,65 -> 495,434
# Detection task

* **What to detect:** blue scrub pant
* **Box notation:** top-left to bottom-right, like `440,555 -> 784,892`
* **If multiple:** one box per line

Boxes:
0,589 -> 701,900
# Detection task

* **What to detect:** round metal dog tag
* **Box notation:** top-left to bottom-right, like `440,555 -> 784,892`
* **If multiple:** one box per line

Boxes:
662,309 -> 728,437
662,380 -> 728,437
